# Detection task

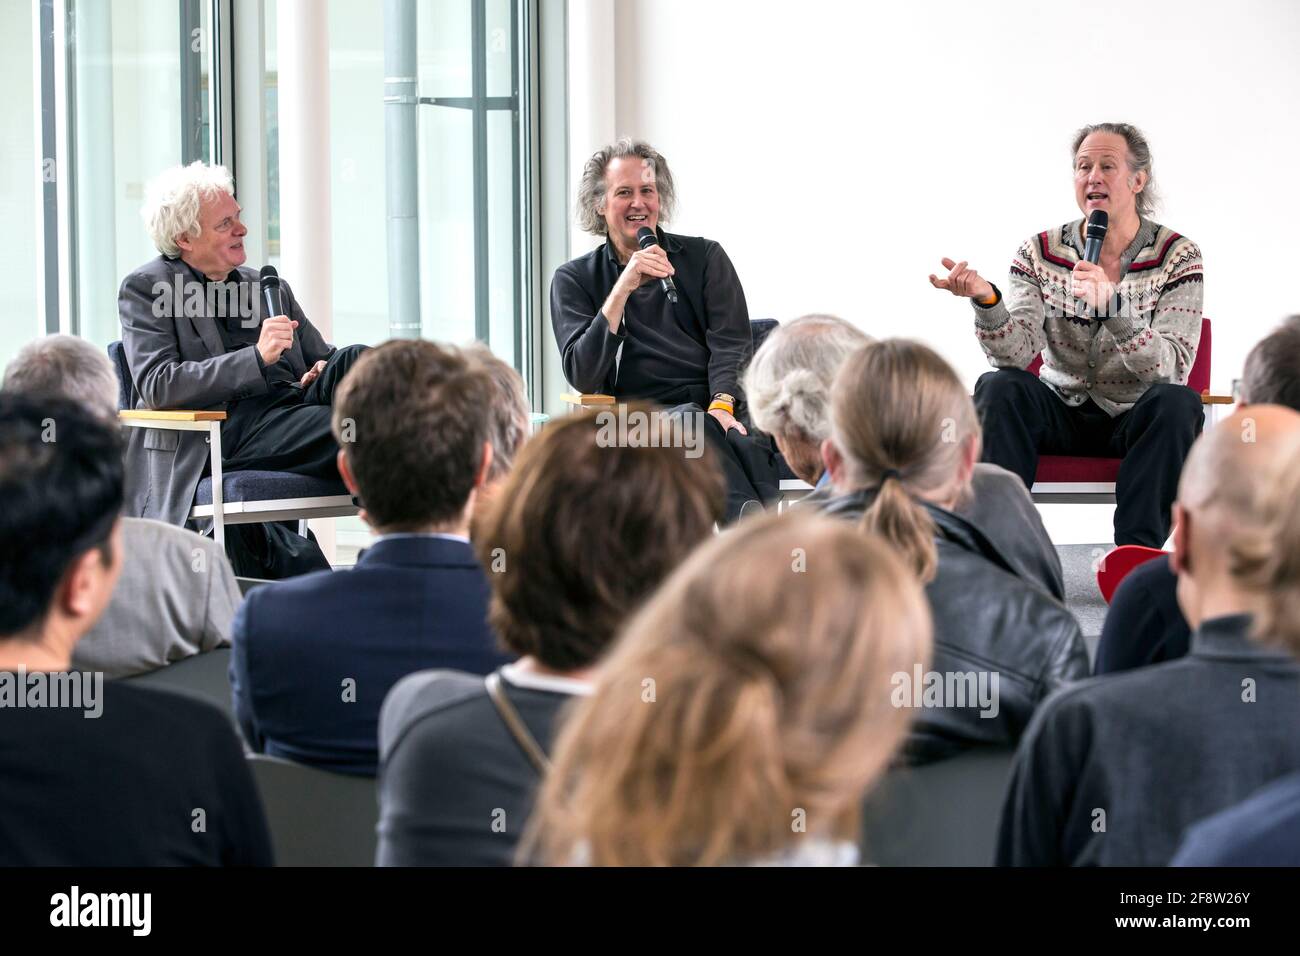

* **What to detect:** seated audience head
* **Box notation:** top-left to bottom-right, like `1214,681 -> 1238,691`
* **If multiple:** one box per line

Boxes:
1233,430 -> 1300,655
2,335 -> 119,422
826,339 -> 982,581
1171,404 -> 1300,629
744,314 -> 871,484
525,512 -> 932,866
576,138 -> 676,256
0,394 -> 124,663
141,161 -> 246,278
463,343 -> 530,534
475,404 -> 723,675
331,339 -> 495,536
1240,315 -> 1300,411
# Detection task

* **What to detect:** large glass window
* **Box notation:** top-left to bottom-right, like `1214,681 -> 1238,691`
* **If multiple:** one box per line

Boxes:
0,0 -> 40,373
263,0 -> 533,378
67,0 -> 194,350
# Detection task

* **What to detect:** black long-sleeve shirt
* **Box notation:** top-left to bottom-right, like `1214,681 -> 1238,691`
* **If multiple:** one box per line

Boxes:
549,230 -> 751,405
0,678 -> 273,865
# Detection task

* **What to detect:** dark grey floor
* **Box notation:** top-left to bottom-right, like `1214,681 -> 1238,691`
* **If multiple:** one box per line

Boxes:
1058,543 -> 1111,666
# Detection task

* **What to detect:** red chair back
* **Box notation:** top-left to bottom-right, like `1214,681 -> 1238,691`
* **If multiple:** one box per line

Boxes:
1097,545 -> 1167,604
1026,318 -> 1210,393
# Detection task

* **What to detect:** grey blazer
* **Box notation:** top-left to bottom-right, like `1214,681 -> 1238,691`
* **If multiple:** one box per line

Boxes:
72,518 -> 240,679
118,255 -> 334,526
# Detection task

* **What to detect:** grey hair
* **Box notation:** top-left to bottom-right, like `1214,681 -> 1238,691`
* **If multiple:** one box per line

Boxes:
141,161 -> 235,257
1242,316 -> 1300,411
575,138 -> 677,236
745,315 -> 873,443
1072,122 -> 1160,218
2,334 -> 119,421
464,343 -> 530,481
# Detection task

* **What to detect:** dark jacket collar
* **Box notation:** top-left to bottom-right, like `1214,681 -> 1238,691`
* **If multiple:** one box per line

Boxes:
819,486 -> 1020,579
1191,613 -> 1296,663
355,534 -> 480,570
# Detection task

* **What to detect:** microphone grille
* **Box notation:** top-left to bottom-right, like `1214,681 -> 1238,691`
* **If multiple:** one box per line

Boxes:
635,226 -> 657,248
1086,209 -> 1109,238
259,264 -> 280,286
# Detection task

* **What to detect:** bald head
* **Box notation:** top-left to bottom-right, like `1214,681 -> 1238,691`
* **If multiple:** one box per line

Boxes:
1172,405 -> 1300,628
1178,405 -> 1300,522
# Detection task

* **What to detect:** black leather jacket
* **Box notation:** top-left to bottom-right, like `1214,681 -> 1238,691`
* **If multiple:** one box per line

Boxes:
820,489 -> 1089,764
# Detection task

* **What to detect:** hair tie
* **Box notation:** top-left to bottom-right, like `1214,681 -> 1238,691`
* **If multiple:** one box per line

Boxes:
879,468 -> 901,483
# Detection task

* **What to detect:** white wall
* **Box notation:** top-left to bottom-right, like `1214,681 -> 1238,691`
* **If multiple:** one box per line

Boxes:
593,0 -> 1300,396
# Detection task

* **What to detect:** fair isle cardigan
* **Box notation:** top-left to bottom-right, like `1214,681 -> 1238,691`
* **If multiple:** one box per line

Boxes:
972,217 -> 1204,416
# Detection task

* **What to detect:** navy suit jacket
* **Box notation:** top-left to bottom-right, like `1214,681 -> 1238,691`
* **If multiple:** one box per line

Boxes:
230,535 -> 511,776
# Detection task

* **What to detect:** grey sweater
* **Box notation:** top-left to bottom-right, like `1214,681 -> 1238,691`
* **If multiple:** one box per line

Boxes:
973,217 -> 1204,416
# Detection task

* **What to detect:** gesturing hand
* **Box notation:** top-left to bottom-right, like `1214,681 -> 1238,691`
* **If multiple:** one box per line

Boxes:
1071,261 -> 1116,313
619,245 -> 675,292
929,257 -> 995,302
257,315 -> 299,366
299,359 -> 327,388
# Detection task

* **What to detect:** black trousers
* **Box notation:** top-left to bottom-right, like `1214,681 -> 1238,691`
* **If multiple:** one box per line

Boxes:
973,369 -> 1203,548
659,398 -> 780,524
221,344 -> 370,478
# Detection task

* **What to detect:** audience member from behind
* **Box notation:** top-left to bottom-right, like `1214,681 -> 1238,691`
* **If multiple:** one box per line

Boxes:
999,406 -> 1300,866
1173,430 -> 1300,865
463,342 -> 531,540
745,314 -> 1063,600
819,339 -> 1087,762
523,512 -> 932,866
377,406 -> 724,865
230,340 -> 512,777
1095,315 -> 1300,675
2,335 -> 240,678
0,394 -> 271,865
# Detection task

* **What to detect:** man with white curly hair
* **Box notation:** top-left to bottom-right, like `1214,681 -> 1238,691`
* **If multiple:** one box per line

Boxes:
118,161 -> 365,529
746,313 -> 1063,600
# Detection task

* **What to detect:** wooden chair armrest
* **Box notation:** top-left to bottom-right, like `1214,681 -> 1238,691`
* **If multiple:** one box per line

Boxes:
1200,393 -> 1234,406
118,409 -> 228,422
560,393 -> 616,407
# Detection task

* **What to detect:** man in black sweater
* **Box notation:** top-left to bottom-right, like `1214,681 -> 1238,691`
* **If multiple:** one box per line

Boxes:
998,405 -> 1300,866
551,138 -> 777,520
0,393 -> 272,866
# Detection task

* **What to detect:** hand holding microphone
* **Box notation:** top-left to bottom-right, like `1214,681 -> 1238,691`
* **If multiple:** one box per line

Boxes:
257,265 -> 298,365
1071,210 -> 1116,314
631,226 -> 679,303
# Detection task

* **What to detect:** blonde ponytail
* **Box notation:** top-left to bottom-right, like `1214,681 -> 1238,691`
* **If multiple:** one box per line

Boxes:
830,339 -> 979,584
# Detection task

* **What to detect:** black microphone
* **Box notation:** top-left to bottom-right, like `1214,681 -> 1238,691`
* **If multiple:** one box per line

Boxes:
259,264 -> 286,319
635,226 -> 679,304
1083,210 -> 1108,264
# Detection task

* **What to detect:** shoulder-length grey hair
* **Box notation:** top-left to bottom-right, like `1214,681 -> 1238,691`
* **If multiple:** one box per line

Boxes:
1072,122 -> 1160,218
141,161 -> 235,257
745,315 -> 872,444
575,138 -> 677,236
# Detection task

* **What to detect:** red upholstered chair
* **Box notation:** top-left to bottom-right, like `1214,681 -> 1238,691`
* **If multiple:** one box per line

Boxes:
1027,317 -> 1231,503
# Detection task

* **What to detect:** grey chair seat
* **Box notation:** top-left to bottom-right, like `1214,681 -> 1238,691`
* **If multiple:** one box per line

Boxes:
195,471 -> 348,506
860,747 -> 1015,866
247,754 -> 379,866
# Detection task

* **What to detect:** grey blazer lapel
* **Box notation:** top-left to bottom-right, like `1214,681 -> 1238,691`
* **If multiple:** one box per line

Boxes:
189,312 -> 227,359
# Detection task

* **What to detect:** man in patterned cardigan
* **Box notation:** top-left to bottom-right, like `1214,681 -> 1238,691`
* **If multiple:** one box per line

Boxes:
930,122 -> 1204,548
